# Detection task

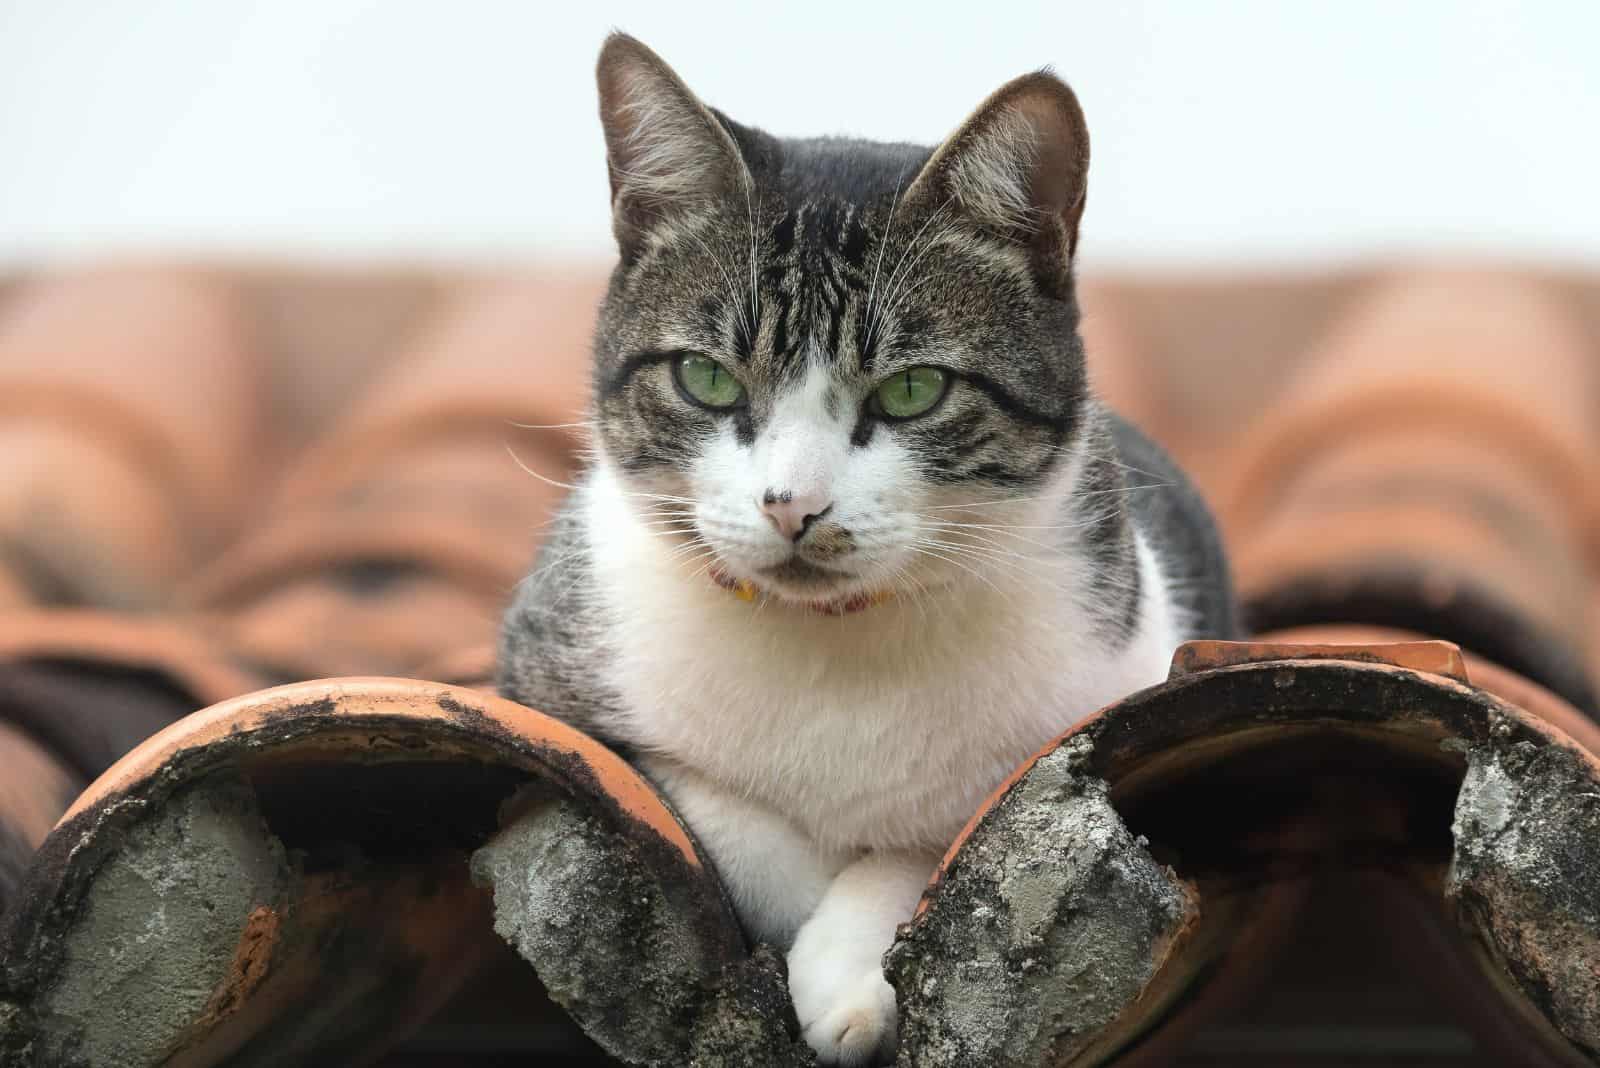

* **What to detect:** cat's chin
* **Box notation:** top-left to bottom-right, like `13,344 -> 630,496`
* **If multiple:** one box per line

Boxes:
707,555 -> 889,612
758,557 -> 850,590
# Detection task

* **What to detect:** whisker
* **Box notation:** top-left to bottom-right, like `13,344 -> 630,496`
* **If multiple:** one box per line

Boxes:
922,518 -> 1096,533
863,167 -> 909,346
504,418 -> 598,432
505,442 -> 584,493
913,536 -> 1050,571
867,196 -> 955,352
887,560 -> 932,625
505,445 -> 709,518
921,511 -> 1128,545
913,529 -> 1098,586
683,225 -> 753,342
878,194 -> 954,306
918,492 -> 1057,512
915,480 -> 1166,517
905,544 -> 1011,603
1097,456 -> 1175,482
923,525 -> 1061,555
672,548 -> 718,571
875,264 -> 946,338
665,538 -> 715,561
685,554 -> 723,584
744,178 -> 761,347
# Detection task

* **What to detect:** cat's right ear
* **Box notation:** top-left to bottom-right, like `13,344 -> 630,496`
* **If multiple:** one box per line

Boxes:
596,34 -> 751,264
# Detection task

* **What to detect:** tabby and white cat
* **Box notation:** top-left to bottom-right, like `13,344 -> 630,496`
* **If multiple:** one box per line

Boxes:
500,34 -> 1236,1066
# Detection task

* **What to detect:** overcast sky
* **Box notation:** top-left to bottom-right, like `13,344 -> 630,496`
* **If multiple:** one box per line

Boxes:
2,1 -> 1597,268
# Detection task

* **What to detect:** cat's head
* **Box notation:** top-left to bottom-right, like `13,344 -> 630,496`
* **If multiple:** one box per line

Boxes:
588,33 -> 1093,609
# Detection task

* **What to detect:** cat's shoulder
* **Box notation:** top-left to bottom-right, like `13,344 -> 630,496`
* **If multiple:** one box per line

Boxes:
1099,406 -> 1240,640
497,485 -> 626,736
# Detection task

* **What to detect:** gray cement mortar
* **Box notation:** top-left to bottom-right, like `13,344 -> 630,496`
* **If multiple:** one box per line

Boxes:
23,774 -> 290,1068
472,797 -> 814,1067
1448,731 -> 1600,1061
684,945 -> 816,1068
886,737 -> 1196,1068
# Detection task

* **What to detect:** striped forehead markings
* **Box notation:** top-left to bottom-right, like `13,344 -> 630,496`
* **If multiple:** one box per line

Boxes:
720,198 -> 894,379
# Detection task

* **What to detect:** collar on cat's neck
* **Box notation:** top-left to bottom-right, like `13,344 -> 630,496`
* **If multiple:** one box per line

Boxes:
708,565 -> 889,616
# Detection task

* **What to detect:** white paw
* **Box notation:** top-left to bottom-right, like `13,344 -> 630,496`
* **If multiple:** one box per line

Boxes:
787,937 -> 897,1066
798,968 -> 897,1066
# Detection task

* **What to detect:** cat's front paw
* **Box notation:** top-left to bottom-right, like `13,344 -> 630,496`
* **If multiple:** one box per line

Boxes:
795,969 -> 897,1066
787,938 -> 897,1066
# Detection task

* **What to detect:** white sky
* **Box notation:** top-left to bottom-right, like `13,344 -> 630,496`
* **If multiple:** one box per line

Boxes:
1,1 -> 1597,268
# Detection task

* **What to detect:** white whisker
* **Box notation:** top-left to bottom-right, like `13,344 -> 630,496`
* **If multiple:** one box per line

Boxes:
867,196 -> 955,352
505,418 -> 598,433
683,225 -> 754,342
905,544 -> 1011,603
744,178 -> 761,347
862,167 -> 909,347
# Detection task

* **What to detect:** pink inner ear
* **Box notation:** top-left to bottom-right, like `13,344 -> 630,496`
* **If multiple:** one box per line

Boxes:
1011,92 -> 1089,224
908,71 -> 1089,257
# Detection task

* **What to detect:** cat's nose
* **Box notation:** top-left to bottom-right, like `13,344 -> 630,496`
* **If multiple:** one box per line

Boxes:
760,488 -> 833,541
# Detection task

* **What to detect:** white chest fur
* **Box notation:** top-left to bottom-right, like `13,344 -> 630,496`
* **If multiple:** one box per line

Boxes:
582,465 -> 1182,854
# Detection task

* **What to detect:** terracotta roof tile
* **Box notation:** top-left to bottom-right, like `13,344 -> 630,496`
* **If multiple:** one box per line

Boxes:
1,263 -> 1598,1065
0,267 -> 265,607
175,275 -> 594,683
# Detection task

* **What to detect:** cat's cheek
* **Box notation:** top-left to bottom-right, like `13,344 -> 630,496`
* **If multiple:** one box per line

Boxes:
688,422 -> 749,509
593,434 -> 690,507
829,436 -> 933,579
831,433 -> 917,522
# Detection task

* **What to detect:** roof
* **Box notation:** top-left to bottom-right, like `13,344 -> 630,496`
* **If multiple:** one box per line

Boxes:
1,264 -> 1598,1066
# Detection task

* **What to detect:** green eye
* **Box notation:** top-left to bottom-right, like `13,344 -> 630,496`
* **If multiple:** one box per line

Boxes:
873,366 -> 950,420
674,354 -> 746,409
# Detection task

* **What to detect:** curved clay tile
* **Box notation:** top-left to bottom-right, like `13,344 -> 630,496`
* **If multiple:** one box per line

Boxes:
0,721 -> 84,917
1077,268 -> 1376,500
0,678 -> 809,1068
236,267 -> 454,452
414,642 -> 498,693
269,270 -> 598,507
1217,270 -> 1600,715
0,611 -> 263,780
0,267 -> 264,608
5,647 -> 1597,1065
0,566 -> 27,613
5,266 -> 1599,1066
0,611 -> 265,913
1257,623 -> 1600,757
1593,587 -> 1600,690
1077,280 -> 1180,457
174,275 -> 595,683
890,639 -> 1600,1068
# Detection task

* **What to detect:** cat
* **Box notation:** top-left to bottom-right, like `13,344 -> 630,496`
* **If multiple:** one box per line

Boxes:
499,33 -> 1238,1067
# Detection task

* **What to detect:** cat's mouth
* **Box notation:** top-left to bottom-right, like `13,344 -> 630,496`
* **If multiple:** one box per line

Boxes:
758,557 -> 849,589
708,558 -> 889,614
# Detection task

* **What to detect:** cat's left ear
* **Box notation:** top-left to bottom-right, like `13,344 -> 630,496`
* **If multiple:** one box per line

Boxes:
906,71 -> 1089,291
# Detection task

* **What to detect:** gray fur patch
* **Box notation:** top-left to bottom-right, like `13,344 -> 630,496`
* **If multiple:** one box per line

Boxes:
498,499 -> 628,742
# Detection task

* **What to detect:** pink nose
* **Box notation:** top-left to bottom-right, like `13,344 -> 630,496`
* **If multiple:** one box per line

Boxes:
760,488 -> 832,541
